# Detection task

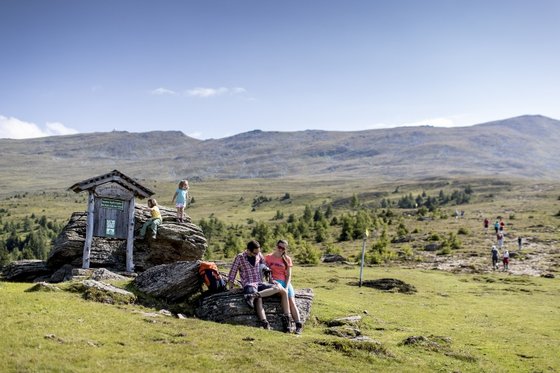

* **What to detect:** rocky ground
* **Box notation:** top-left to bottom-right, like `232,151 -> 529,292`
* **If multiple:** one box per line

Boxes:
411,238 -> 559,277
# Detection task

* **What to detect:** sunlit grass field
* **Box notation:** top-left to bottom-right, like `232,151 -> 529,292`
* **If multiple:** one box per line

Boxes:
1,176 -> 559,372
1,265 -> 559,372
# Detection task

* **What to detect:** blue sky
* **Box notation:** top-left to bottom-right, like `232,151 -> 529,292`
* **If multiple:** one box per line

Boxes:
1,0 -> 559,139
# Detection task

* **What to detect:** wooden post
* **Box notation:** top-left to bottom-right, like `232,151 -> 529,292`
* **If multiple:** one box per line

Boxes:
82,191 -> 95,269
358,229 -> 369,287
126,197 -> 135,272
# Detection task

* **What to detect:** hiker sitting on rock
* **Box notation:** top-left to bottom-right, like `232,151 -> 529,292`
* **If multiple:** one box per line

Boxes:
227,239 -> 292,332
137,198 -> 162,240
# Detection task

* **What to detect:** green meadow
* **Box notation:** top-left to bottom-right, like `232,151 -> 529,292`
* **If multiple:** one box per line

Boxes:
1,266 -> 559,372
1,176 -> 559,372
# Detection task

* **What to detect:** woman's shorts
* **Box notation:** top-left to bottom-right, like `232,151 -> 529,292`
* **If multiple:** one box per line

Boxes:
275,279 -> 295,298
176,203 -> 186,208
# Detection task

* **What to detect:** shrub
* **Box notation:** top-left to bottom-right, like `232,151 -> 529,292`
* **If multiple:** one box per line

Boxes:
457,227 -> 469,235
294,242 -> 320,265
428,232 -> 441,241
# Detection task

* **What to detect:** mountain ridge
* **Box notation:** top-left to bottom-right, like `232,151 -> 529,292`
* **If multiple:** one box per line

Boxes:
1,115 -> 559,194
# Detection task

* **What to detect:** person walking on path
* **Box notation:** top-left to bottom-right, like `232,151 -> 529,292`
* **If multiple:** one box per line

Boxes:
171,180 -> 189,223
491,245 -> 500,270
137,198 -> 162,239
484,218 -> 489,233
265,239 -> 304,334
227,240 -> 292,332
502,249 -> 510,271
517,237 -> 523,250
497,231 -> 504,249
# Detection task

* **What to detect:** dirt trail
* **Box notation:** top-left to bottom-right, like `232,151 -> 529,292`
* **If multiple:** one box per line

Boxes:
411,241 -> 559,277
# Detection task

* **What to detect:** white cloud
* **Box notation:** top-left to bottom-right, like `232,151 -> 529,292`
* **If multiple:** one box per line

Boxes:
151,87 -> 177,95
45,122 -> 79,136
186,86 -> 247,98
186,131 -> 203,139
0,115 -> 78,139
401,117 -> 456,127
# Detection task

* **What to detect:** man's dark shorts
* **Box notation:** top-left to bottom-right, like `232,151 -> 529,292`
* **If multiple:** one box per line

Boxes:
244,283 -> 275,294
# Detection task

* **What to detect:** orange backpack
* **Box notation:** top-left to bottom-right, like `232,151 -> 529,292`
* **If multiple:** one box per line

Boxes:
198,261 -> 227,293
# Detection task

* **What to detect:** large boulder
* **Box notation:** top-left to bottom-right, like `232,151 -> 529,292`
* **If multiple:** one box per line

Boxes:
47,205 -> 207,272
1,260 -> 52,282
133,261 -> 201,303
195,288 -> 314,332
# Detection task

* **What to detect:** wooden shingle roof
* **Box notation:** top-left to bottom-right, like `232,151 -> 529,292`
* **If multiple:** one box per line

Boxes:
68,169 -> 154,199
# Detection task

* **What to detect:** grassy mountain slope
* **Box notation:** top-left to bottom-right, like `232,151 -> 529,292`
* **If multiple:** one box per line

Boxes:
1,115 -> 559,196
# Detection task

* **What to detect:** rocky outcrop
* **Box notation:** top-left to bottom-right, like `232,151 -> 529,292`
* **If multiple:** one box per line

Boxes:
47,205 -> 207,272
195,288 -> 314,332
1,260 -> 51,282
133,261 -> 201,303
69,279 -> 137,304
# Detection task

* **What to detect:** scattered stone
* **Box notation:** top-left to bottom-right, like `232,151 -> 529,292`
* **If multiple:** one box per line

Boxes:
25,282 -> 61,292
326,315 -> 362,327
400,335 -> 452,351
70,279 -> 136,304
353,278 -> 417,294
322,254 -> 347,263
91,268 -> 128,282
314,338 -> 391,357
424,243 -> 441,252
541,273 -> 555,278
49,264 -> 74,283
44,334 -> 65,343
325,326 -> 362,338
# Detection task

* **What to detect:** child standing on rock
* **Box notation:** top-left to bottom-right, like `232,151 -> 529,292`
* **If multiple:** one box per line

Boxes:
172,180 -> 189,223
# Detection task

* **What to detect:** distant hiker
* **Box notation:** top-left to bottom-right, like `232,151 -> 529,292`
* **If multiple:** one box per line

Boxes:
494,220 -> 500,234
491,245 -> 500,270
497,232 -> 504,248
137,198 -> 162,239
455,210 -> 460,220
171,179 -> 189,223
265,239 -> 304,334
502,249 -> 510,271
227,240 -> 292,332
499,218 -> 505,232
483,218 -> 489,233
517,237 -> 523,250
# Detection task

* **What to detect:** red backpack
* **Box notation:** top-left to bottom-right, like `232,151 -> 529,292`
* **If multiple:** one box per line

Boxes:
198,261 -> 227,293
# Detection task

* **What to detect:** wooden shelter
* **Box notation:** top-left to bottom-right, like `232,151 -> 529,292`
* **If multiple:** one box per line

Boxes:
69,170 -> 154,272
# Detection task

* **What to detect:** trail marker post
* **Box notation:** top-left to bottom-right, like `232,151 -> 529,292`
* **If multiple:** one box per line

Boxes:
359,229 -> 370,287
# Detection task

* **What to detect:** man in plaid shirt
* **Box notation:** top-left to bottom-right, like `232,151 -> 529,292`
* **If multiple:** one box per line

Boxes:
228,240 -> 292,331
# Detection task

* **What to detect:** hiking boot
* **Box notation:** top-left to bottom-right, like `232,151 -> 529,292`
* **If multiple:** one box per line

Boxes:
260,320 -> 271,330
280,314 -> 292,333
294,322 -> 303,335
